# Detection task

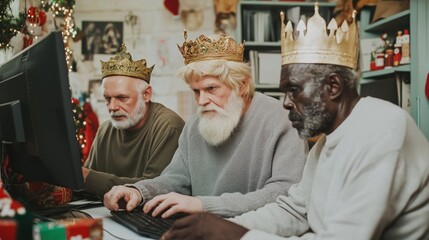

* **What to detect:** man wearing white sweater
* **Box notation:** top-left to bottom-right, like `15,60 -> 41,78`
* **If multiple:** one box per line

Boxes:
160,6 -> 429,240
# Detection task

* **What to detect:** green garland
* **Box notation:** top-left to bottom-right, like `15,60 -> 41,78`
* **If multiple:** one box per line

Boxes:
42,0 -> 75,15
0,0 -> 26,50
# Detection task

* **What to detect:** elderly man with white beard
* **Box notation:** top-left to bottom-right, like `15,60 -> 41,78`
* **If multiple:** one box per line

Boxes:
81,44 -> 185,199
103,32 -> 307,218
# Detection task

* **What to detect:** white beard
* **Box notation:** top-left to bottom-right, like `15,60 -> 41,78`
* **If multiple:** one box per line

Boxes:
198,91 -> 244,146
110,96 -> 146,130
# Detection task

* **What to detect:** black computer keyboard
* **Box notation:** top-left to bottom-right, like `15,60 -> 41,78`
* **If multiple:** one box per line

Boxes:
110,210 -> 187,239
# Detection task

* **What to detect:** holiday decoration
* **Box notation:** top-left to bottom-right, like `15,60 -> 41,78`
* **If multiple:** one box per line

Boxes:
0,0 -> 26,50
27,6 -> 47,26
82,102 -> 99,163
9,32 -> 24,54
0,184 -> 33,240
71,97 -> 86,162
164,0 -> 180,16
2,0 -> 77,67
71,97 -> 98,163
180,0 -> 204,31
41,0 -> 78,71
214,0 -> 239,35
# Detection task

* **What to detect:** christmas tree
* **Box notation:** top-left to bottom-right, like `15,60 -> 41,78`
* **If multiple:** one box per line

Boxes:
0,0 -> 26,49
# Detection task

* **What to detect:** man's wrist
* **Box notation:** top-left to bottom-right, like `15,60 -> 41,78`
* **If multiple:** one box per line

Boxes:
82,167 -> 91,182
124,184 -> 144,206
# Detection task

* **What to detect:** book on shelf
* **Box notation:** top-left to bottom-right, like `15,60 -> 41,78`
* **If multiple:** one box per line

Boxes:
285,7 -> 301,27
258,52 -> 282,85
249,50 -> 282,86
249,50 -> 259,85
243,10 -> 275,42
243,10 -> 255,41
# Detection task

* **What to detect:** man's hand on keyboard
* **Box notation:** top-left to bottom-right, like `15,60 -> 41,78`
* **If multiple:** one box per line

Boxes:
104,185 -> 142,211
143,192 -> 203,218
161,213 -> 249,240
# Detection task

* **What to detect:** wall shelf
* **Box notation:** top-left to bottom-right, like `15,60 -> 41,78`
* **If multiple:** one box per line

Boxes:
364,10 -> 410,33
244,42 -> 280,47
361,64 -> 410,81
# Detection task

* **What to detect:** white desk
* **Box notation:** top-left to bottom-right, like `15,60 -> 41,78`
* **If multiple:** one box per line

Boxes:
82,206 -> 153,240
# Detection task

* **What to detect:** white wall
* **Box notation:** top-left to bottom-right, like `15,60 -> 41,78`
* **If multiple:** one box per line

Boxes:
1,0 -> 225,122
70,0 -> 218,122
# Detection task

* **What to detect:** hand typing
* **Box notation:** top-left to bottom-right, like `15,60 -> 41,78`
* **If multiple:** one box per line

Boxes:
144,192 -> 203,218
103,185 -> 142,211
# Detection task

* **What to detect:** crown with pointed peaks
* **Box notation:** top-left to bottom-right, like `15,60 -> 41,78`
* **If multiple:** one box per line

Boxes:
177,30 -> 245,65
281,5 -> 359,69
101,44 -> 154,82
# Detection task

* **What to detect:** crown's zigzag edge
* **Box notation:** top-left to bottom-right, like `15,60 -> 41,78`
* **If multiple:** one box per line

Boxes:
280,5 -> 359,69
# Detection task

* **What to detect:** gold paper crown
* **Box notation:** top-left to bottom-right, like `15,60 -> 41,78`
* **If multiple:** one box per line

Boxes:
280,5 -> 359,69
177,30 -> 245,65
100,44 -> 154,82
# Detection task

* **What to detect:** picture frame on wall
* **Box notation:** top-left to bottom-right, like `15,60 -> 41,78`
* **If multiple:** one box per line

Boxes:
82,21 -> 123,60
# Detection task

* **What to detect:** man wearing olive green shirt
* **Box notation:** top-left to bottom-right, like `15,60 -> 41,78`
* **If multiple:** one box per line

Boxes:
81,44 -> 185,198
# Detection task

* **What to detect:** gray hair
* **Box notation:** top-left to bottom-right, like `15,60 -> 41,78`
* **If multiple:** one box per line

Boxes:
101,77 -> 149,94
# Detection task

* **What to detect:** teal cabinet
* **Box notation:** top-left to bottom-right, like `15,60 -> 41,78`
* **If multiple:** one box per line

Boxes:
410,0 -> 429,139
359,0 -> 428,139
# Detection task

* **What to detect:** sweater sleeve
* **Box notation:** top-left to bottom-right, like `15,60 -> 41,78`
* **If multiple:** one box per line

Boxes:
230,139 -> 322,236
131,131 -> 193,203
84,125 -> 183,198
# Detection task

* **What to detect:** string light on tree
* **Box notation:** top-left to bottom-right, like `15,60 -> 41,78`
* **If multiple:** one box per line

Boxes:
0,0 -> 26,50
71,98 -> 86,162
41,0 -> 76,72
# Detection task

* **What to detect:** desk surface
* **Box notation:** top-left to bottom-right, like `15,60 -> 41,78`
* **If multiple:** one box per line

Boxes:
83,206 -> 153,240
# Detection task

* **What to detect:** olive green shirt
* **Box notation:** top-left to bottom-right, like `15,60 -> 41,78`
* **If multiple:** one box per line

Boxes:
83,102 -> 185,198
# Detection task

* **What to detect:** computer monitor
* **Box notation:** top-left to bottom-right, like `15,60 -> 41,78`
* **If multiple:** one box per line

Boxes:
0,31 -> 84,196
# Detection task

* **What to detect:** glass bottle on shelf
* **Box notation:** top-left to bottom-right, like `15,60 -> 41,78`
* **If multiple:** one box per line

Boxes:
400,29 -> 410,65
384,41 -> 394,68
393,31 -> 402,67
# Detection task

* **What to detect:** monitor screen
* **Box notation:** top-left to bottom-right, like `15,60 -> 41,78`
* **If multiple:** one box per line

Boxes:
0,31 -> 84,193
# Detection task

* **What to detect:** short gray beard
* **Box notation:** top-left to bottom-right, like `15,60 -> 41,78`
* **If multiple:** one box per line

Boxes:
110,96 -> 146,130
198,91 -> 244,146
298,90 -> 332,138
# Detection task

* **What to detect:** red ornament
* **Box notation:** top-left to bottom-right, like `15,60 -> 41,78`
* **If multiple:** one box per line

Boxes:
82,102 -> 99,163
164,0 -> 179,16
27,7 -> 37,23
38,10 -> 47,26
27,7 -> 47,26
23,35 -> 33,48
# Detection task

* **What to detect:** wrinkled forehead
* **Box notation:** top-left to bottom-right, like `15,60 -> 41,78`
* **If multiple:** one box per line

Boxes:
189,75 -> 224,87
281,64 -> 317,83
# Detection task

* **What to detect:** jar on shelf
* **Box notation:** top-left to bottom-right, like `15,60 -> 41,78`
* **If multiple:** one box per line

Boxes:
375,47 -> 385,70
384,42 -> 394,68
